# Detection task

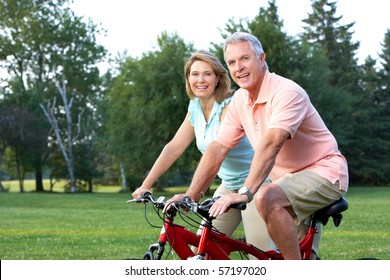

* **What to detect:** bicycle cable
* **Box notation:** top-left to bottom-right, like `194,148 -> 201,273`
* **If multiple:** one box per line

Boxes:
143,202 -> 165,229
176,207 -> 204,230
161,200 -> 183,260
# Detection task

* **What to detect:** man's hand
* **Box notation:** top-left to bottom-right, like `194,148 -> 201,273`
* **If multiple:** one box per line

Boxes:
208,193 -> 248,217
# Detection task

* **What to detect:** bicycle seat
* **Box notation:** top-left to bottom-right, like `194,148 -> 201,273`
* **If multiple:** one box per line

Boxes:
313,197 -> 348,227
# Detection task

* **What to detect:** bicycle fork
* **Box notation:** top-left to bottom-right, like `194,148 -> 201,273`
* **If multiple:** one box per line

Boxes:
144,241 -> 165,260
143,219 -> 171,260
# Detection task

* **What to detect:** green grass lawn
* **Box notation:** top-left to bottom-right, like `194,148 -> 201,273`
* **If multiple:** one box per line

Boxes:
0,182 -> 389,260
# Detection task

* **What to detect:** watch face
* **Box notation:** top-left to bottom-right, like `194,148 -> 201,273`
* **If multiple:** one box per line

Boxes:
239,186 -> 253,202
239,187 -> 248,194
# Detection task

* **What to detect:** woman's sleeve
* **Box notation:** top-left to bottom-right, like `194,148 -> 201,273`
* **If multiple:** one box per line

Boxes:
187,98 -> 196,127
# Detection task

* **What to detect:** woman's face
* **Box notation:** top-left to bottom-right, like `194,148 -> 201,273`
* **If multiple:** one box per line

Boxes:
188,60 -> 219,100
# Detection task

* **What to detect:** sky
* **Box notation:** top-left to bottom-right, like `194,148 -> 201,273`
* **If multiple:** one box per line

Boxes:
72,0 -> 389,64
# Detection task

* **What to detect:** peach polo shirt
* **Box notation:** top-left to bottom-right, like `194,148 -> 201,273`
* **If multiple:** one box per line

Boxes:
215,70 -> 349,192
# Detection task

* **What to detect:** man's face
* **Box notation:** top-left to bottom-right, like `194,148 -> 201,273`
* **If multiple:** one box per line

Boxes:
225,41 -> 264,93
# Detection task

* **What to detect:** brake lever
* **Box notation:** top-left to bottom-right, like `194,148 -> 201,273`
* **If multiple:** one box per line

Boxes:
180,196 -> 197,213
127,197 -> 150,203
126,191 -> 157,204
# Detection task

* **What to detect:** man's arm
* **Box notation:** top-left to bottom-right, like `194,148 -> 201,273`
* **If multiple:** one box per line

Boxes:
208,128 -> 289,217
244,128 -> 290,195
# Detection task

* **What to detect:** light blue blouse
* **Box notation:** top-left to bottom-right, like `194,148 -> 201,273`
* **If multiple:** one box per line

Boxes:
188,97 -> 254,190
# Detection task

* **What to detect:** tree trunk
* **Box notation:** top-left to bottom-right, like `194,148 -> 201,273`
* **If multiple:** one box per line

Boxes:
35,170 -> 44,192
49,173 -> 55,192
0,180 -> 6,192
15,156 -> 24,193
119,162 -> 128,192
88,178 -> 93,193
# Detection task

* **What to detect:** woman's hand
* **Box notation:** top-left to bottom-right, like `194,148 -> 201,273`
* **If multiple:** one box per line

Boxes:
132,187 -> 151,199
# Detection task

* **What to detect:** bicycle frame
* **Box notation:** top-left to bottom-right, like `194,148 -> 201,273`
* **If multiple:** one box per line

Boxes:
129,193 -> 348,260
195,197 -> 348,260
195,222 -> 282,260
153,214 -> 198,260
153,215 -> 281,260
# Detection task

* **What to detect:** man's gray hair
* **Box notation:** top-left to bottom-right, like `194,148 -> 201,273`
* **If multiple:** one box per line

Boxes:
223,32 -> 264,60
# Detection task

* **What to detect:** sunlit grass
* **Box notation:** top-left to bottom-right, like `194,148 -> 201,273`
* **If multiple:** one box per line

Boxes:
318,187 -> 390,260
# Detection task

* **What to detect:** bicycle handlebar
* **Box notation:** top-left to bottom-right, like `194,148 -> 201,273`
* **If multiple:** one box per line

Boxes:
127,192 -> 247,219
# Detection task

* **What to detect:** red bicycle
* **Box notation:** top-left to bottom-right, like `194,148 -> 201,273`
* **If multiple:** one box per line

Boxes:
127,192 -> 348,260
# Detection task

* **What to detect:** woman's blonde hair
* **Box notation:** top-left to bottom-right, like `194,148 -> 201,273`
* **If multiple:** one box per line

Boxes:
184,50 -> 233,103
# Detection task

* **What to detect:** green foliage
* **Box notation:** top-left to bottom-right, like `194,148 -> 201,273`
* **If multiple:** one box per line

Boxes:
303,0 -> 360,90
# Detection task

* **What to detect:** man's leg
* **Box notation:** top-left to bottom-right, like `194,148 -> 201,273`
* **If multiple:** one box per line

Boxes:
242,196 -> 276,259
257,171 -> 344,260
256,184 -> 301,260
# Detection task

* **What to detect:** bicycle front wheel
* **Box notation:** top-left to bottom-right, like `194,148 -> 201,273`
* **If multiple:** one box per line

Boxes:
142,250 -> 154,260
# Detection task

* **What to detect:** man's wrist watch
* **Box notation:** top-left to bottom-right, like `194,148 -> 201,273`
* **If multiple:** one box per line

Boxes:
238,186 -> 253,203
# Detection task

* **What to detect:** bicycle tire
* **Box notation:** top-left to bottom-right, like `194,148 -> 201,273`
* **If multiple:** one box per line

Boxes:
143,250 -> 154,260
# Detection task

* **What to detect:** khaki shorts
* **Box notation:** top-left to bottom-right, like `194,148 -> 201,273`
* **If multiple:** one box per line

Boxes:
273,170 -> 346,224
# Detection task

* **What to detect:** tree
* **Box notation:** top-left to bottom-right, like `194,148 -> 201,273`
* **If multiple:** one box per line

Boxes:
0,0 -> 106,191
40,79 -> 82,193
302,0 -> 360,90
369,29 -> 390,184
0,102 -> 46,192
378,29 -> 390,111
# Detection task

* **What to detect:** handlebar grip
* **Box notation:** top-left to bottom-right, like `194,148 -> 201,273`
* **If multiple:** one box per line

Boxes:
212,196 -> 247,210
231,203 -> 247,211
141,191 -> 152,199
127,191 -> 152,204
198,197 -> 247,212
